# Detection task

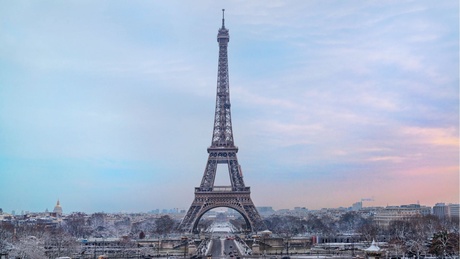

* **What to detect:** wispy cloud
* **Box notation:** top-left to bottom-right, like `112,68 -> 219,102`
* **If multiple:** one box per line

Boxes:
0,1 -> 457,212
401,126 -> 459,146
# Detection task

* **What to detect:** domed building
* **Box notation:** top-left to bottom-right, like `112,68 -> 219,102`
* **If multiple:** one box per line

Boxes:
53,199 -> 63,216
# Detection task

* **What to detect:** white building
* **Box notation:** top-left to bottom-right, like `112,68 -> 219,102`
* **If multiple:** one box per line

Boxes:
374,204 -> 431,227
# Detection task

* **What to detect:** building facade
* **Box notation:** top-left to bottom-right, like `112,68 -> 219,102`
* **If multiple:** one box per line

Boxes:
374,204 -> 431,227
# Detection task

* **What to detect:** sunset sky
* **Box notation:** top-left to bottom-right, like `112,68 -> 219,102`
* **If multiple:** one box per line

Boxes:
0,1 -> 458,213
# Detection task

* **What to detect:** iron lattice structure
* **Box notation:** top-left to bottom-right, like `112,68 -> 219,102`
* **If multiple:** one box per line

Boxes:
179,10 -> 265,233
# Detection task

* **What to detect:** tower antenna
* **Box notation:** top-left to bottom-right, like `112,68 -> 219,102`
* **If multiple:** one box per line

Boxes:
222,9 -> 225,28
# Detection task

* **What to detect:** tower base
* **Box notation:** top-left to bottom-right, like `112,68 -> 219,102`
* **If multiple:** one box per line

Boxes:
179,187 -> 265,233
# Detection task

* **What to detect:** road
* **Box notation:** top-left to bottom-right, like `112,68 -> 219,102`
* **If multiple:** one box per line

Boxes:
205,221 -> 244,258
208,237 -> 240,258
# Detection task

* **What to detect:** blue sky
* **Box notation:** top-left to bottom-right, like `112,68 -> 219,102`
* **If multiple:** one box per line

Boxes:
0,1 -> 458,213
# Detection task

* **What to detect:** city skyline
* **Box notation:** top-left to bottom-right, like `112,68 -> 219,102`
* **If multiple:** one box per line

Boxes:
3,199 -> 457,216
0,1 -> 458,213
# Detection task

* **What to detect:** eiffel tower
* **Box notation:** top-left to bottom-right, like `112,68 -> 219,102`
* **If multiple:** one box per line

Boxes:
179,10 -> 265,233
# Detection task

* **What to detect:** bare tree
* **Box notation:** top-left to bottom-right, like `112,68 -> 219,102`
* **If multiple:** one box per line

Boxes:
421,214 -> 442,237
430,231 -> 459,258
155,215 -> 176,237
264,215 -> 307,255
131,217 -> 156,238
10,235 -> 47,259
63,212 -> 90,238
0,226 -> 12,254
197,217 -> 214,232
337,212 -> 366,233
387,220 -> 413,257
265,215 -> 306,235
384,215 -> 456,259
405,215 -> 442,259
114,216 -> 131,237
358,218 -> 380,242
44,226 -> 78,258
303,215 -> 334,236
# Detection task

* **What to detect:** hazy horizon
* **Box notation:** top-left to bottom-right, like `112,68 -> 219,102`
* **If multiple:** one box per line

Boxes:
3,200 -> 451,215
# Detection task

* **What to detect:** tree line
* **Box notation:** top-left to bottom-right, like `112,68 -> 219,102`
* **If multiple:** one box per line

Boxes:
0,211 -> 458,258
261,212 -> 459,258
0,213 -> 177,258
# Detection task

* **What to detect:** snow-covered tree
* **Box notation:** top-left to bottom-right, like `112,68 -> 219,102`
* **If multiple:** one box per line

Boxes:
10,235 -> 47,259
154,215 -> 176,237
63,212 -> 90,238
0,226 -> 12,254
44,227 -> 78,258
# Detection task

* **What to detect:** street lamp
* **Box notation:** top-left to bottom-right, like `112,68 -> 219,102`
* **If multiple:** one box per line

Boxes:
262,235 -> 266,257
181,236 -> 188,258
157,236 -> 161,257
102,237 -> 105,256
352,237 -> 355,257
284,238 -> 290,256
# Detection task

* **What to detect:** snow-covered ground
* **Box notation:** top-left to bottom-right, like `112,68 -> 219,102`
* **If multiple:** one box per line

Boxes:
208,221 -> 237,233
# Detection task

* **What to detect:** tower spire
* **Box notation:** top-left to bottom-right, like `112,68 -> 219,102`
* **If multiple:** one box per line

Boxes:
222,9 -> 225,28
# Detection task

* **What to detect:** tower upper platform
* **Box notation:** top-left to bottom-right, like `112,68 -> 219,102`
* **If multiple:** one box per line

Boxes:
217,9 -> 229,44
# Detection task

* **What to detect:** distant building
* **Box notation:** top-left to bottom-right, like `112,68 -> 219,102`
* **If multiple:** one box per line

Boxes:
433,203 -> 449,219
400,204 -> 431,215
149,209 -> 160,214
352,202 -> 362,211
448,203 -> 459,218
374,204 -> 431,227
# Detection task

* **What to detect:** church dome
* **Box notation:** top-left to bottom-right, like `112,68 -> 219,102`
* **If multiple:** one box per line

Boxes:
53,199 -> 63,215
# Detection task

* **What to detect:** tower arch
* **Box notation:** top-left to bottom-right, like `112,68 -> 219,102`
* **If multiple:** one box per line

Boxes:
191,205 -> 252,234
